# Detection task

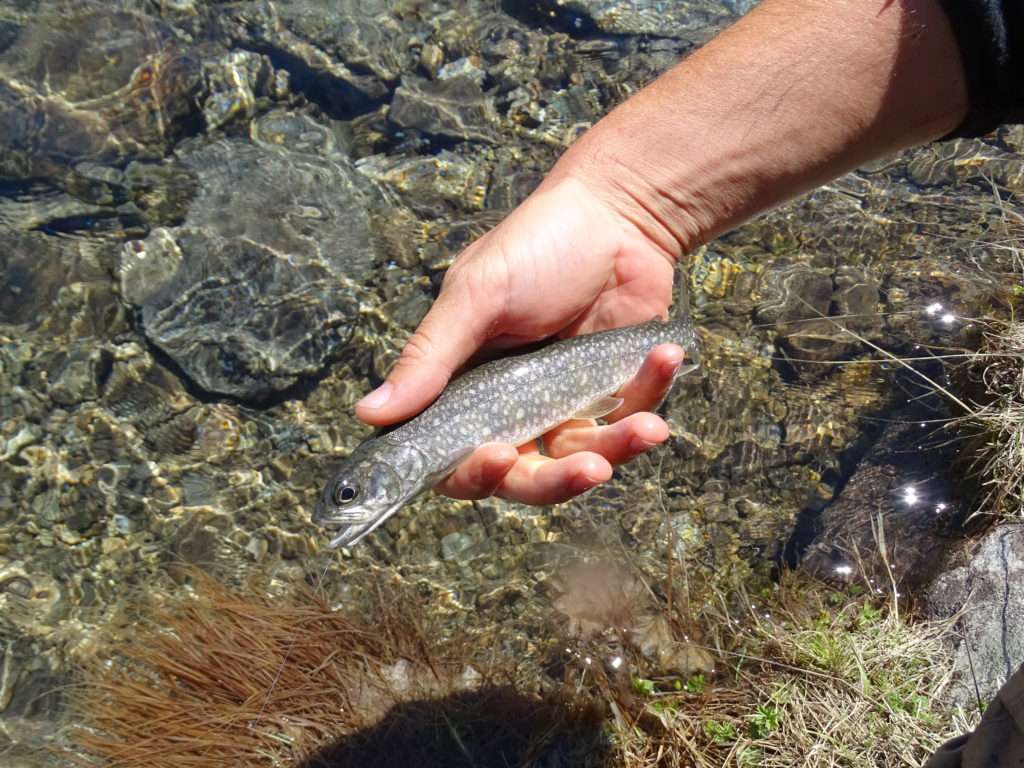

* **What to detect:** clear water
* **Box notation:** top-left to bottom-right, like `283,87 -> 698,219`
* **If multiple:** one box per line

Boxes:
0,0 -> 1019,764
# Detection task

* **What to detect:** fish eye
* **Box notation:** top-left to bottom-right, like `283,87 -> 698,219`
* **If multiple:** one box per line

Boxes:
333,484 -> 358,505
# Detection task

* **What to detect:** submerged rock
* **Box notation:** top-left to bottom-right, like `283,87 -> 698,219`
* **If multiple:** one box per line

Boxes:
0,5 -> 202,187
120,138 -> 386,400
507,0 -> 744,41
798,414 -> 964,589
389,75 -> 500,143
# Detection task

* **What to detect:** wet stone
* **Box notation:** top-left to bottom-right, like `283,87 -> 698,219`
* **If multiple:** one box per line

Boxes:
0,5 -> 203,185
508,0 -> 743,42
272,0 -> 419,88
0,575 -> 32,599
389,75 -> 499,144
48,349 -> 110,406
440,531 -> 474,561
250,109 -> 349,157
201,50 -> 277,132
798,407 -> 963,589
356,149 -> 490,215
120,137 -> 388,400
0,232 -> 119,338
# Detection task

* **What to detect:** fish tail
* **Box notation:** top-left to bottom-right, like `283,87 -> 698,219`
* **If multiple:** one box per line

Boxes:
670,265 -> 702,368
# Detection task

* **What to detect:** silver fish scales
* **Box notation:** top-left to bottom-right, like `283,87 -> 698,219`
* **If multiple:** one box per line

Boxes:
314,305 -> 699,548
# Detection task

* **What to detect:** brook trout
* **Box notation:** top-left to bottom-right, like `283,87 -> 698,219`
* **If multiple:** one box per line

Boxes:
314,298 -> 700,548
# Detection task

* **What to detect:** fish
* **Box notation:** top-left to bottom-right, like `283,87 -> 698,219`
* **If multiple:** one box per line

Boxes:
313,295 -> 700,548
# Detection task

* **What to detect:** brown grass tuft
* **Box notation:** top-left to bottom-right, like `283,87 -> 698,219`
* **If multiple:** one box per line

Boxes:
66,569 -> 495,767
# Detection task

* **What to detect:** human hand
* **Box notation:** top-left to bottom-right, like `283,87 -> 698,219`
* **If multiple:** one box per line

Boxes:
355,173 -> 685,504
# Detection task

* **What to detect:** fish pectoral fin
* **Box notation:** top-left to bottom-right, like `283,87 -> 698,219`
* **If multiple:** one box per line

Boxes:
572,396 -> 625,420
676,363 -> 699,377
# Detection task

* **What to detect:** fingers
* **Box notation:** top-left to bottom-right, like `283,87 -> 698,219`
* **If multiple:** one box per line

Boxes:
436,443 -> 519,500
435,412 -> 670,503
437,445 -> 612,504
356,280 -> 497,426
494,451 -> 613,505
544,412 -> 670,462
608,343 -> 685,421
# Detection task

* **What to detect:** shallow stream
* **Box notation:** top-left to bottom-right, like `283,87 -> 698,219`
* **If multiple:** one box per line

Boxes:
0,1 -> 1020,764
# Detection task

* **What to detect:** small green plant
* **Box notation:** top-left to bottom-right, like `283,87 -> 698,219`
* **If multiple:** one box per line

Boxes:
646,698 -> 681,726
683,672 -> 707,694
603,572 -> 970,767
703,719 -> 737,744
748,703 -> 781,739
802,631 -> 845,671
857,603 -> 882,627
631,677 -> 655,697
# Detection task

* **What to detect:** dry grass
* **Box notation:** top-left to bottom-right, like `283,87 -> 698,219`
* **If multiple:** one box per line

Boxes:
966,318 -> 1024,519
959,186 -> 1024,519
62,565 -> 974,767
64,568 -> 606,768
66,570 -> 440,766
599,574 -> 973,768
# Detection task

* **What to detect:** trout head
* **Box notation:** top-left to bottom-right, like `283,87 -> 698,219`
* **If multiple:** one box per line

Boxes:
313,439 -> 428,548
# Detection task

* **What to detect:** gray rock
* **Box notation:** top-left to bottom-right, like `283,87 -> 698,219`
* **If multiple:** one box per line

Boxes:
926,525 -> 1024,709
0,5 -> 202,185
755,262 -> 860,365
217,0 -> 408,113
440,531 -> 474,561
201,51 -> 277,131
120,137 -> 386,400
0,231 -> 125,340
390,75 -> 499,143
510,0 -> 743,42
49,348 -> 110,406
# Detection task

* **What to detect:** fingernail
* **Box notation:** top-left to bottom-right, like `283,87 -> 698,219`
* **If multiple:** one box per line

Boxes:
629,437 -> 658,454
663,360 -> 683,378
357,382 -> 393,410
573,472 -> 602,493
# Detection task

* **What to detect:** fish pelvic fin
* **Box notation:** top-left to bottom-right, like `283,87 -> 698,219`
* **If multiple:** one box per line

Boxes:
573,395 -> 625,420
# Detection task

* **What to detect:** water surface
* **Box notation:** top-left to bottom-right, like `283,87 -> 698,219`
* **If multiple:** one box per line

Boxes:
0,0 -> 1020,763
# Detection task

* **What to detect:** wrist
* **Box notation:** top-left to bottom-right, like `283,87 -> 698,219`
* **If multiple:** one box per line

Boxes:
547,128 -> 705,264
545,0 -> 967,262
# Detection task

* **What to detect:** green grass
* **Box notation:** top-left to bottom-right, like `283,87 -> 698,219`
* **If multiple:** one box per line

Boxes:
607,575 -> 976,768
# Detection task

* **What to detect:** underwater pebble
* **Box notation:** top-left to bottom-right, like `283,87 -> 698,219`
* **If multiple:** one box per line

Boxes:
440,532 -> 473,561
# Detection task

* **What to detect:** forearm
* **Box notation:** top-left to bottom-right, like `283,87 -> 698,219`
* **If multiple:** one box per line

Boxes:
550,0 -> 969,259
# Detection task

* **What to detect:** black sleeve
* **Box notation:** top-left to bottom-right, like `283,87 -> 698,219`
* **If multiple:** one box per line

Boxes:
939,0 -> 1024,137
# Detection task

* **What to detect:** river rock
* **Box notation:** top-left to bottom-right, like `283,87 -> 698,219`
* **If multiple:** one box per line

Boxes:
0,4 -> 202,187
798,414 -> 963,589
120,137 -> 386,400
506,0 -> 746,41
389,75 -> 499,143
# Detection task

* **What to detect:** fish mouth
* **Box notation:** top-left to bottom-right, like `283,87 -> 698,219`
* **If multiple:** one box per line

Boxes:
324,515 -> 391,549
317,504 -> 400,549
326,523 -> 370,549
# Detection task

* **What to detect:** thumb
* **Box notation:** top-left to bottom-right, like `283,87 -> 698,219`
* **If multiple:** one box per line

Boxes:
355,284 -> 495,426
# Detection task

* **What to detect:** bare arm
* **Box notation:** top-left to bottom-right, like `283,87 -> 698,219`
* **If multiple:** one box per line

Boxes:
357,0 -> 970,504
553,0 -> 969,260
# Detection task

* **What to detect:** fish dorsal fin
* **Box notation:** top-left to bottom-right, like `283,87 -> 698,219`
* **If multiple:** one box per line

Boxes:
573,396 -> 624,420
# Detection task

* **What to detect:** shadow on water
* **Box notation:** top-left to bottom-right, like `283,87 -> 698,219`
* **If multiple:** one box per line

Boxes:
298,686 -> 610,768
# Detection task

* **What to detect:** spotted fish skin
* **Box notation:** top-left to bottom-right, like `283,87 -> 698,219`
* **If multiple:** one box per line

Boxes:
314,310 -> 699,548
